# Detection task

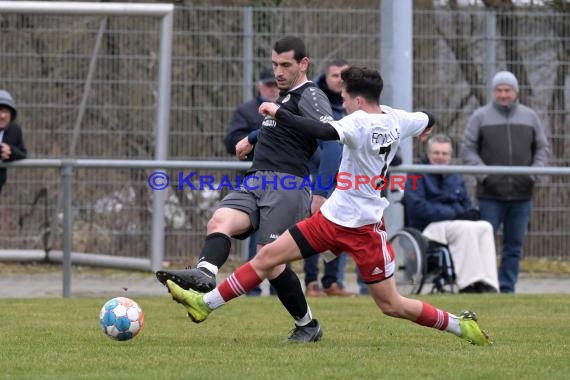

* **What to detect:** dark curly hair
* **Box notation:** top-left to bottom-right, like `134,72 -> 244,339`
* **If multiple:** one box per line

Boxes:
341,66 -> 383,103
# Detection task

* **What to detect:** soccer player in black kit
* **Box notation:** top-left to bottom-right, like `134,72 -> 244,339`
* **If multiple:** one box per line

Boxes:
157,36 -> 340,342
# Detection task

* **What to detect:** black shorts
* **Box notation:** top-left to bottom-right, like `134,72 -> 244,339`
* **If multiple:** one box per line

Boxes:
217,171 -> 311,244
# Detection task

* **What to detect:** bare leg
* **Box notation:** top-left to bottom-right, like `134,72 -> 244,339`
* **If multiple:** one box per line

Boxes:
367,276 -> 459,334
208,231 -> 304,304
195,207 -> 252,274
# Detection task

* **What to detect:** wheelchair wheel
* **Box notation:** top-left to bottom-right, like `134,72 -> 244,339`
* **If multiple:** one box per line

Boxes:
424,242 -> 457,294
389,227 -> 428,295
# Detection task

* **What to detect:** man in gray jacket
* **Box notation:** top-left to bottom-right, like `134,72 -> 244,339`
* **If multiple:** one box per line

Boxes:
461,71 -> 549,293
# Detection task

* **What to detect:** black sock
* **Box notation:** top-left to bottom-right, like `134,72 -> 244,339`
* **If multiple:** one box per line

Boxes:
198,232 -> 231,268
269,266 -> 309,321
305,320 -> 318,327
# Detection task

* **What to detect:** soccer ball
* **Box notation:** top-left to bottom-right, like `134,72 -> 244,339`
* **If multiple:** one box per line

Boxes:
99,297 -> 144,341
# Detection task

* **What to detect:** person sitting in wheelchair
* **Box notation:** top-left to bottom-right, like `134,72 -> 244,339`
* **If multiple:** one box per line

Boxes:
404,134 -> 499,293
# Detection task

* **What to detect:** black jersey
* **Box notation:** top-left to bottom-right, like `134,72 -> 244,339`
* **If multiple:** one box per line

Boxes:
248,82 -> 333,178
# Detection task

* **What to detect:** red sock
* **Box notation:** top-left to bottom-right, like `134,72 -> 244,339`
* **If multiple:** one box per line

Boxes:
415,302 -> 449,330
218,262 -> 262,302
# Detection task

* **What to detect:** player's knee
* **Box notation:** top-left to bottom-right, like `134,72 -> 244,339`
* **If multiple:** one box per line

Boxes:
206,216 -> 221,233
379,304 -> 400,318
252,245 -> 278,270
375,297 -> 404,318
206,208 -> 235,233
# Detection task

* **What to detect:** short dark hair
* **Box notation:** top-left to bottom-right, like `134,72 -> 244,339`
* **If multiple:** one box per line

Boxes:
341,66 -> 383,103
325,59 -> 348,72
273,36 -> 307,62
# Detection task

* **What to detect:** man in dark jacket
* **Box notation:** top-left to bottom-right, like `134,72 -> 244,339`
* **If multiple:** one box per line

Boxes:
224,67 -> 279,161
461,71 -> 549,293
405,135 -> 498,293
0,90 -> 27,193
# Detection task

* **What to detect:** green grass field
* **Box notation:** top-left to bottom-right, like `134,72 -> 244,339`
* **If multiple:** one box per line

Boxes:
1,294 -> 569,380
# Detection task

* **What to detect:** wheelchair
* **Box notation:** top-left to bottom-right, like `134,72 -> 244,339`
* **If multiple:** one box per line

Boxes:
389,227 -> 457,295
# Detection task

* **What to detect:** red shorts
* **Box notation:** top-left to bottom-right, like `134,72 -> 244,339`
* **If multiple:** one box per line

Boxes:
293,211 -> 395,284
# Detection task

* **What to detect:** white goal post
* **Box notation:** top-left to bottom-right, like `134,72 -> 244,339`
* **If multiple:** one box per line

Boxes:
0,1 -> 174,297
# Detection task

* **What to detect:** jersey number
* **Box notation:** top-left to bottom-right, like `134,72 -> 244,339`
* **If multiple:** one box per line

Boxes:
376,145 -> 392,188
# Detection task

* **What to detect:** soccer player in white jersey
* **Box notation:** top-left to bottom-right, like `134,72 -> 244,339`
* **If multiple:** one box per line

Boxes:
165,66 -> 492,346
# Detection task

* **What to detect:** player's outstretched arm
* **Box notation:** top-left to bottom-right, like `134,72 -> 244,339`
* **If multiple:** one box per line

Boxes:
258,102 -> 339,141
418,111 -> 435,142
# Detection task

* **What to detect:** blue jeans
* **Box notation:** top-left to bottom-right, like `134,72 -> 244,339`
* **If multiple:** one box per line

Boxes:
337,252 -> 368,295
478,199 -> 532,293
304,254 -> 339,289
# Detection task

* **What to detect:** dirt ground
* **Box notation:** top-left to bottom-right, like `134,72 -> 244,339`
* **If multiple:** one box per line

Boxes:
1,262 -> 569,298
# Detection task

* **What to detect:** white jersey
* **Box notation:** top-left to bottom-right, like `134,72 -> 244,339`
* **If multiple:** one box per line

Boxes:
320,106 -> 428,228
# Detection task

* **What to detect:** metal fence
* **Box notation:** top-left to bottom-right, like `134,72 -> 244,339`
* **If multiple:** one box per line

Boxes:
1,5 -> 569,263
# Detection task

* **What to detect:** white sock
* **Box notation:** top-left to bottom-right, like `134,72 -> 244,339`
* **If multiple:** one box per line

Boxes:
196,261 -> 219,276
445,314 -> 461,336
295,306 -> 313,326
203,289 -> 225,310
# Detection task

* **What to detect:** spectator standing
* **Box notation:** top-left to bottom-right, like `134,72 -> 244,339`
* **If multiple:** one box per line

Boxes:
0,90 -> 27,194
461,71 -> 549,293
